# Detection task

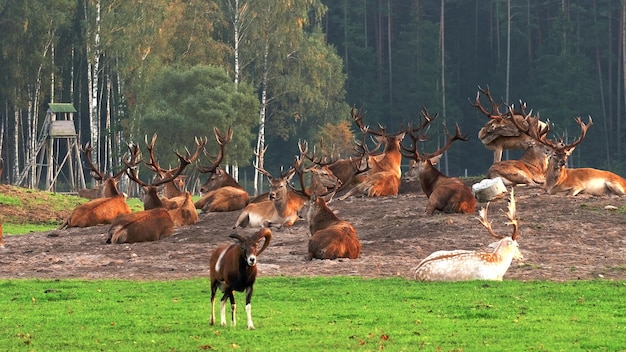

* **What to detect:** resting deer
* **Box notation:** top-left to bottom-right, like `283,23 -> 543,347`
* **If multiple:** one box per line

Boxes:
414,189 -> 522,281
77,143 -> 127,199
233,155 -> 307,228
337,108 -> 405,198
125,138 -> 201,226
486,106 -> 554,186
400,110 -> 476,215
194,127 -> 251,212
294,162 -> 361,260
59,144 -> 133,229
530,116 -> 626,196
471,86 -> 548,163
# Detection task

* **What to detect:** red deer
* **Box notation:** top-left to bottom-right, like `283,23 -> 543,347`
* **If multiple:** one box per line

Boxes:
486,107 -> 554,186
234,155 -> 308,228
209,228 -> 272,330
58,144 -> 133,229
194,127 -> 251,212
471,86 -> 548,163
77,143 -> 126,199
531,117 -> 626,196
414,189 -> 522,281
106,208 -> 174,244
125,141 -> 199,226
400,110 -> 476,215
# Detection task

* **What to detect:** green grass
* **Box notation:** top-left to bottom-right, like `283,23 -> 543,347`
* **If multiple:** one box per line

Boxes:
1,277 -> 624,351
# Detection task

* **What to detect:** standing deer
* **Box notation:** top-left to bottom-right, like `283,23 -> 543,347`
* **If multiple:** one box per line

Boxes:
58,144 -> 133,229
194,127 -> 251,212
414,189 -> 522,281
400,110 -> 476,215
530,117 -> 626,196
471,86 -> 547,163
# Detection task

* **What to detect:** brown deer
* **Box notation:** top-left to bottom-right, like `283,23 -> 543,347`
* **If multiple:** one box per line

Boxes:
58,144 -> 133,229
400,110 -> 476,215
471,86 -> 548,163
336,108 -> 406,199
486,106 -> 554,186
294,161 -> 360,260
414,188 -> 522,281
194,127 -> 251,212
125,140 -> 200,226
531,117 -> 626,196
233,155 -> 308,228
106,208 -> 175,244
77,143 -> 127,199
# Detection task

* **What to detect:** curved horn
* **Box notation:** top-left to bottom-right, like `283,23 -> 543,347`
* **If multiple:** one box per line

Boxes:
254,228 -> 272,256
229,232 -> 247,243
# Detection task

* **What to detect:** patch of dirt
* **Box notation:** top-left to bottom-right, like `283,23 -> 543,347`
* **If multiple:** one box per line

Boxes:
1,184 -> 625,281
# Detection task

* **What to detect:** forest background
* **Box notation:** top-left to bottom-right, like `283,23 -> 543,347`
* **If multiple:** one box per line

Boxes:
1,0 -> 624,195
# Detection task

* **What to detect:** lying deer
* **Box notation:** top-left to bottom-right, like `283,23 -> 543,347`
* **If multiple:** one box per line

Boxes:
486,106 -> 554,186
59,143 -> 133,229
400,110 -> 476,215
530,116 -> 626,196
194,127 -> 251,212
414,189 -> 523,281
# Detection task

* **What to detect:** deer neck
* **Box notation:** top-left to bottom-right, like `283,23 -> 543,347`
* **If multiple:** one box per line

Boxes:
418,162 -> 444,197
103,178 -> 121,197
309,201 -> 340,233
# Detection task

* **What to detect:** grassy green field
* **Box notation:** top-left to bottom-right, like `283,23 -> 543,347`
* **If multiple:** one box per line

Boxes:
1,277 -> 624,351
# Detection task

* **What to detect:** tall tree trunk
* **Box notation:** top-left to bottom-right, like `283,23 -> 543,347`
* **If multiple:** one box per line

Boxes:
85,0 -> 101,165
253,38 -> 271,196
439,0 -> 447,175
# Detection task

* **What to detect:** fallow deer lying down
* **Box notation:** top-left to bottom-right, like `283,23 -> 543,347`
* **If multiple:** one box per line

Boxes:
59,144 -> 133,229
400,110 -> 476,215
414,189 -> 523,281
530,116 -> 626,196
194,127 -> 251,212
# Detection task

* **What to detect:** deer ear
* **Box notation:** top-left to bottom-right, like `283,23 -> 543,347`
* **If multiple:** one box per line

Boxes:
565,146 -> 576,156
429,154 -> 444,165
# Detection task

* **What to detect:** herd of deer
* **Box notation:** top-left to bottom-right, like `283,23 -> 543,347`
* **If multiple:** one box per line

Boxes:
49,86 -> 626,285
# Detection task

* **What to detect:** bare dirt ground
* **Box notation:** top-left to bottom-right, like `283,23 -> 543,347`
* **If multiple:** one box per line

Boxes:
1,182 -> 625,281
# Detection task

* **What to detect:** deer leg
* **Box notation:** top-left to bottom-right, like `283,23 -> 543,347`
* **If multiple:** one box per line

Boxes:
210,284 -> 218,326
227,291 -> 236,327
220,292 -> 229,326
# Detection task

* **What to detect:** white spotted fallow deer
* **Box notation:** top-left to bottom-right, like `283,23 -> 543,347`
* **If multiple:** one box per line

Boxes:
413,188 -> 523,281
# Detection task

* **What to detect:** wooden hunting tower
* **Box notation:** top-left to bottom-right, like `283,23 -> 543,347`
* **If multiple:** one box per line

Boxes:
17,103 -> 86,192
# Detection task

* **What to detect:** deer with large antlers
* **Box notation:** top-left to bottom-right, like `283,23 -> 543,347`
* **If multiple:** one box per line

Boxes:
58,144 -> 133,229
233,153 -> 308,228
337,108 -> 404,199
530,117 -> 626,196
124,137 -> 201,226
472,86 -> 548,163
401,109 -> 476,215
77,143 -> 127,199
486,106 -> 554,186
194,127 -> 252,212
414,189 -> 522,281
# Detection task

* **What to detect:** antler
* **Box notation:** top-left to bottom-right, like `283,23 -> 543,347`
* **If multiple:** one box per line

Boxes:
350,107 -> 385,137
470,85 -> 505,118
423,123 -> 470,160
477,188 -> 519,240
81,142 -> 105,181
197,127 -> 233,173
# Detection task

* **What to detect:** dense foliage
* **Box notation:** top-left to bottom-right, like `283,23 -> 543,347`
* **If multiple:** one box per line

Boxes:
1,0 -> 625,188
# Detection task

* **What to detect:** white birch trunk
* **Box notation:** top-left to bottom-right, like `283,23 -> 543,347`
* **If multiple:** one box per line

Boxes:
12,109 -> 20,182
253,39 -> 271,196
85,0 -> 101,166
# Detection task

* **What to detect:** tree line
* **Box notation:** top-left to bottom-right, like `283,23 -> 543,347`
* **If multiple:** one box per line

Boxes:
1,0 -> 625,193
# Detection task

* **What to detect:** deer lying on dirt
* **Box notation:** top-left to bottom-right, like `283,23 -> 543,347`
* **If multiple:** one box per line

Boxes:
209,228 -> 272,329
401,110 -> 476,215
486,106 -> 554,186
194,127 -> 251,212
414,189 -> 522,281
59,144 -> 133,229
530,116 -> 626,196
